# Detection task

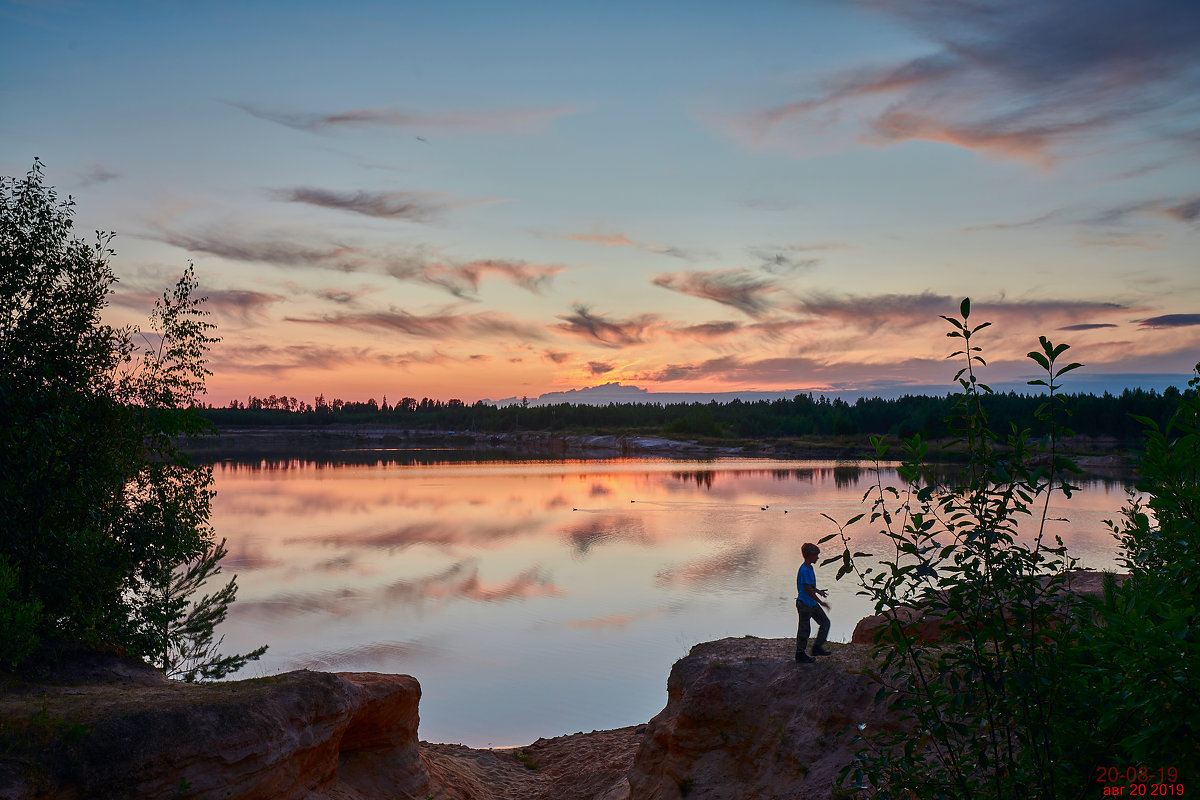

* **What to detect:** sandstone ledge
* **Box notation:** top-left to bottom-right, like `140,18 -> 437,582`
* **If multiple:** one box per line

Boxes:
0,664 -> 426,800
3,638 -> 899,800
628,637 -> 899,800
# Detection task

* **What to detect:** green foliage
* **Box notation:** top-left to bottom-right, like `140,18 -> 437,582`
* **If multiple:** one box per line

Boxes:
512,748 -> 539,770
143,537 -> 268,682
0,160 -> 263,678
1086,368 -> 1200,769
829,299 -> 1199,798
0,556 -> 41,667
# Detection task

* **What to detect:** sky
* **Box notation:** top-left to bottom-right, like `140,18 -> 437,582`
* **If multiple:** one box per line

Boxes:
3,0 -> 1199,405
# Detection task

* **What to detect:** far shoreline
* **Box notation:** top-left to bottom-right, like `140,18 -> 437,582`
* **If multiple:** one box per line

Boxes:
180,424 -> 1137,476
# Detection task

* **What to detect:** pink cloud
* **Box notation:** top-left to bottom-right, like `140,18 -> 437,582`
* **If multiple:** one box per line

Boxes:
713,0 -> 1200,165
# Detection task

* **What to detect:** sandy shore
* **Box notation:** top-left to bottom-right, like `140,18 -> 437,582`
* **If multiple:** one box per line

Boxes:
421,726 -> 645,800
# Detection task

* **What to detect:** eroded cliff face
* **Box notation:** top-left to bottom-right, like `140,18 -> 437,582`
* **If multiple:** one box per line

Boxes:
3,637 -> 905,800
0,656 -> 428,800
626,637 -> 901,800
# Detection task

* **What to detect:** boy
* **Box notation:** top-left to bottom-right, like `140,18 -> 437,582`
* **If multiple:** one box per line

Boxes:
796,542 -> 831,663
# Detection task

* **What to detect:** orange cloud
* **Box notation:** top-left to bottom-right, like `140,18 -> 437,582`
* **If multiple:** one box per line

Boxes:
560,230 -> 703,261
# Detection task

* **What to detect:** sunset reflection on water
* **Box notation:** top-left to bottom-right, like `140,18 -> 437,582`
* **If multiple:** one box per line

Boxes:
210,454 -> 1132,746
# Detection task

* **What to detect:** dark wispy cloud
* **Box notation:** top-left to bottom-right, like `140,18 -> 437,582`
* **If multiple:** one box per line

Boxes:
382,255 -> 561,300
288,307 -> 545,341
632,353 -> 965,390
1163,195 -> 1200,223
588,361 -> 615,375
1075,193 -> 1200,244
1090,194 -> 1200,227
1136,314 -> 1200,329
151,225 -> 561,300
311,285 -> 380,306
653,268 -> 782,317
963,209 -> 1063,232
212,342 -> 452,376
669,321 -> 744,341
721,0 -> 1200,164
640,355 -> 748,383
789,292 -> 1127,333
1060,323 -> 1119,331
748,247 -> 823,276
789,291 -> 957,331
552,304 -> 659,348
77,164 -> 119,187
232,101 -> 580,134
202,289 -> 287,322
151,225 -> 369,271
447,259 -> 561,296
271,186 -> 459,222
110,286 -> 285,324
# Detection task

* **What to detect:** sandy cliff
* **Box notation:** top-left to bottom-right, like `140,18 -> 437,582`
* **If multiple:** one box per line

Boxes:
2,637 -> 898,800
0,654 -> 427,800
627,638 -> 900,800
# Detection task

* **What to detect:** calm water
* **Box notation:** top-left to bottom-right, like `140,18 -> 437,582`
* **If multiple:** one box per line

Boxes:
211,453 -> 1132,747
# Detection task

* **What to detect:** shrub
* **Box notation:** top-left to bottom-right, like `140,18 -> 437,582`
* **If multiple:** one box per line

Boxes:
831,299 -> 1198,797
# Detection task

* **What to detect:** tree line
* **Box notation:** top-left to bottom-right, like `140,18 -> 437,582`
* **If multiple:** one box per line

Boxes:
197,386 -> 1187,442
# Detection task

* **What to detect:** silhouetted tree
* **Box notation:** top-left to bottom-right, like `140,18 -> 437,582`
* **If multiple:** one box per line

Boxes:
0,160 -> 264,676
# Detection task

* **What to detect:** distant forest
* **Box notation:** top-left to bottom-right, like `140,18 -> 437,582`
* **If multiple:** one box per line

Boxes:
196,386 -> 1191,442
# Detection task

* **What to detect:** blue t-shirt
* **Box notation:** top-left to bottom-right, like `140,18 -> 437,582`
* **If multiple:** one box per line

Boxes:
797,563 -> 818,606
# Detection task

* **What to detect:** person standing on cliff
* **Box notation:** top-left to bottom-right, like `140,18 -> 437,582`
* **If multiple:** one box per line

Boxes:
796,542 -> 832,663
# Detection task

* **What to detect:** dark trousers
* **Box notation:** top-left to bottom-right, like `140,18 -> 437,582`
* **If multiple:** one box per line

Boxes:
796,599 -> 830,657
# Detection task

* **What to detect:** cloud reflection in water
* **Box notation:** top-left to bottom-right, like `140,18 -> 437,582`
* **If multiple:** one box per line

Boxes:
210,456 -> 1130,747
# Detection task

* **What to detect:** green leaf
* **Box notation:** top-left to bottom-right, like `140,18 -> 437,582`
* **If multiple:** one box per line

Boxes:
940,314 -> 965,330
959,297 -> 970,319
1055,361 -> 1084,377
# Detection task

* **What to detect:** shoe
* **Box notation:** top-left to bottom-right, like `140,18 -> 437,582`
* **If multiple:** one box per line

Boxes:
795,653 -> 815,663
812,647 -> 832,656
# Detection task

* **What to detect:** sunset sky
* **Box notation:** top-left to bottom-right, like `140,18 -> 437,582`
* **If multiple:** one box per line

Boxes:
3,0 -> 1198,405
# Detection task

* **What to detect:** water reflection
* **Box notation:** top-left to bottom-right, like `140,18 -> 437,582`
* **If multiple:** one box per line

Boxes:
210,455 -> 1133,747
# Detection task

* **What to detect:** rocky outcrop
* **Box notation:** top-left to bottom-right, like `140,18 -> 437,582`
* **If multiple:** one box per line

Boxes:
0,660 -> 428,800
5,632 -> 938,800
627,637 -> 902,800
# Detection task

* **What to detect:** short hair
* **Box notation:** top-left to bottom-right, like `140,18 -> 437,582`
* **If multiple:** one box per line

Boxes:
802,542 -> 819,559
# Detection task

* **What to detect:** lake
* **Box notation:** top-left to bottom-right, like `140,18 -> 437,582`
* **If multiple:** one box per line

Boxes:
209,452 -> 1132,747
